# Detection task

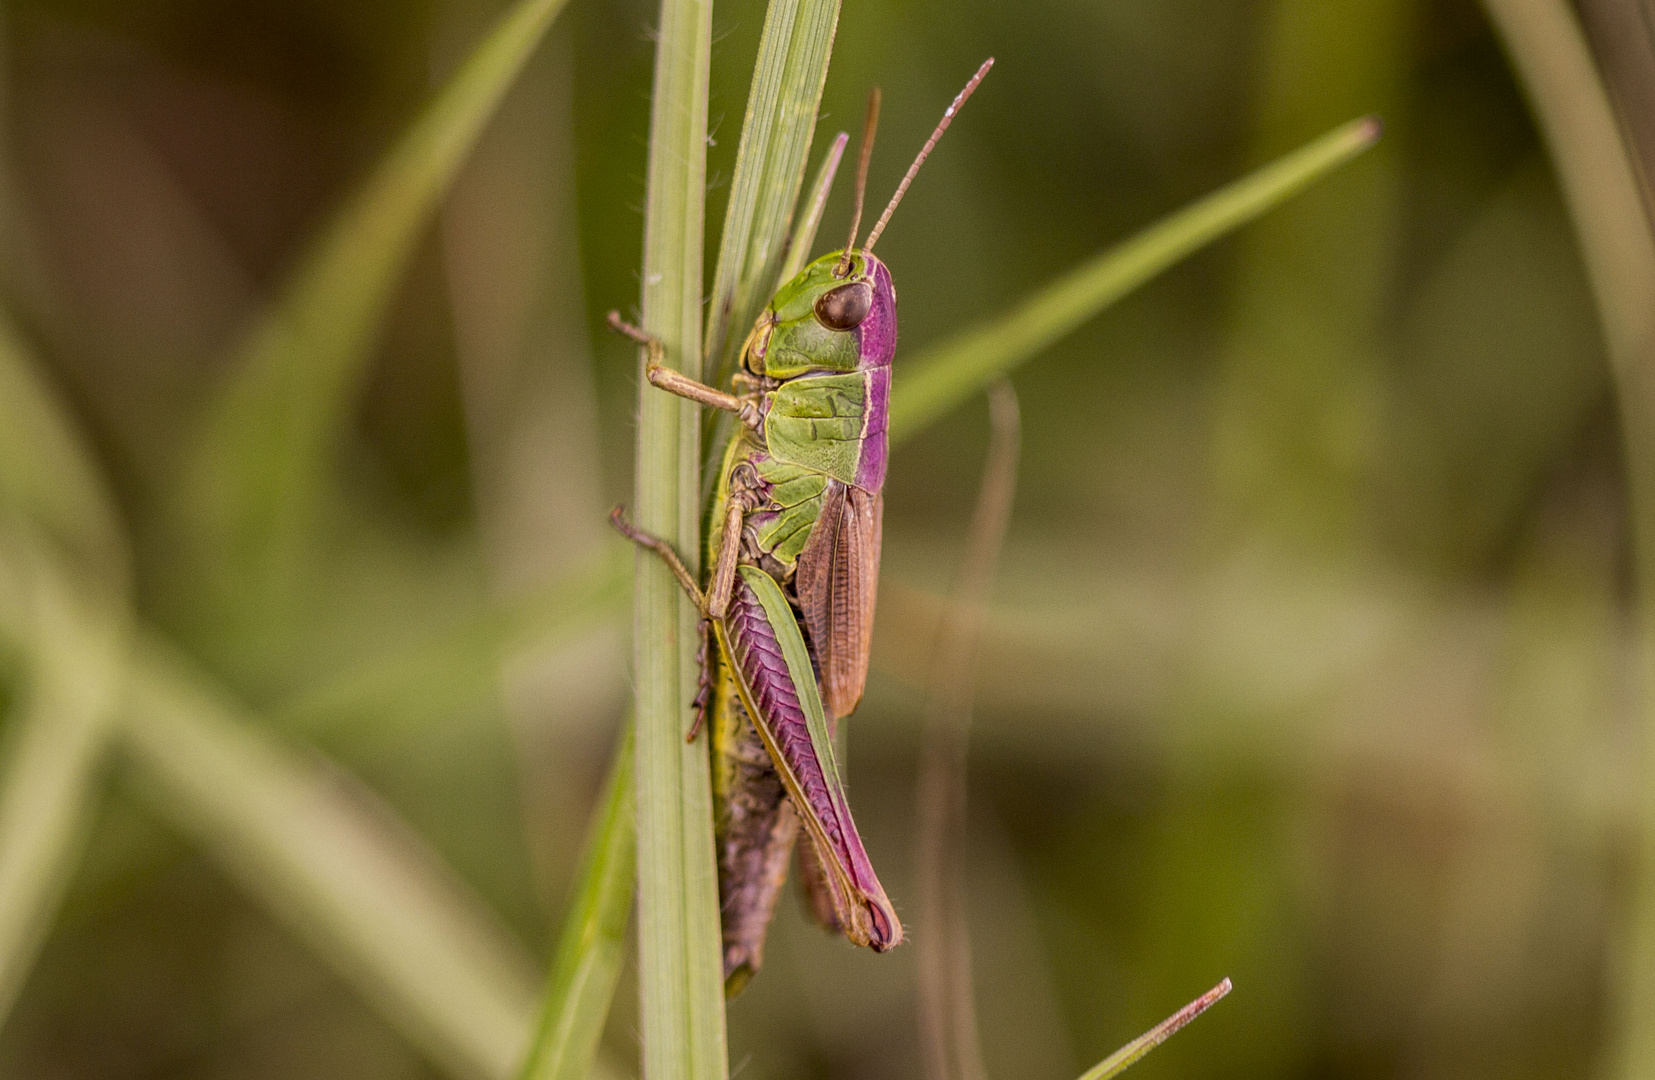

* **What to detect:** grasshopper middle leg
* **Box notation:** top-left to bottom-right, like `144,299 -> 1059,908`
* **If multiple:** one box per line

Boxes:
610,507 -> 718,742
610,501 -> 762,742
608,502 -> 754,623
608,507 -> 709,616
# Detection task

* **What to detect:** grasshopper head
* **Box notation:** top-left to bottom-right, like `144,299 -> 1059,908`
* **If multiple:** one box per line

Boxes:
743,251 -> 896,379
743,59 -> 992,385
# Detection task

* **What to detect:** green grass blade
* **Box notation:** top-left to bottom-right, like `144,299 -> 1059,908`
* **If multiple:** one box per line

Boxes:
705,127 -> 847,494
776,132 -> 848,287
518,722 -> 636,1080
888,118 -> 1382,443
1075,979 -> 1231,1080
122,634 -> 541,1080
630,0 -> 727,1078
0,529 -> 123,1025
702,0 -> 842,389
178,0 -> 571,620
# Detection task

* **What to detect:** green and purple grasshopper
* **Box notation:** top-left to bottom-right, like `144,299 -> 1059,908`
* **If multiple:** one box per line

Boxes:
612,59 -> 993,995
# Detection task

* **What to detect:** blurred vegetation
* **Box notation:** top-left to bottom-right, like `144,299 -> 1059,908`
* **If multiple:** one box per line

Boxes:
0,0 -> 1644,1078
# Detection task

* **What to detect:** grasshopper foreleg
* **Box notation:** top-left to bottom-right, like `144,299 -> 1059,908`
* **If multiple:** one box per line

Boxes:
607,312 -> 763,430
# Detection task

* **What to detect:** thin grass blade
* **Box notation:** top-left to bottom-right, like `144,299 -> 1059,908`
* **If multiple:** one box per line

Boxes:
0,682 -> 110,1023
916,382 -> 1020,1080
1576,0 -> 1655,226
122,634 -> 542,1080
1481,0 -> 1655,382
702,0 -> 842,390
776,132 -> 848,287
630,0 -> 727,1078
1479,3 -> 1655,1078
178,0 -> 571,622
518,722 -> 636,1080
1075,979 -> 1231,1080
888,118 -> 1382,442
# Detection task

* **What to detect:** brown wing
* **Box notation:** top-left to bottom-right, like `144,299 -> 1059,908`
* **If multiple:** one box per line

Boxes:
794,481 -> 882,719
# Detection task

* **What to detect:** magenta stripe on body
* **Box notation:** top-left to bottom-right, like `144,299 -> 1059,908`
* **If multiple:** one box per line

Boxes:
850,256 -> 897,492
854,367 -> 889,491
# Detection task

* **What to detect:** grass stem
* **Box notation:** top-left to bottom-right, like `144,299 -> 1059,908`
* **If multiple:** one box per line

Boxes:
630,1 -> 726,1079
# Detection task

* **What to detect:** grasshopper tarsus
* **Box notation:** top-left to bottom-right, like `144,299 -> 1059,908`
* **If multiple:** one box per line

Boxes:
607,310 -> 669,372
606,504 -> 643,543
605,309 -> 651,345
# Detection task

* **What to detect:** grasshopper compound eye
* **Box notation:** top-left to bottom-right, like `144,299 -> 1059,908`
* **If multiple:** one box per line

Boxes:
814,280 -> 873,330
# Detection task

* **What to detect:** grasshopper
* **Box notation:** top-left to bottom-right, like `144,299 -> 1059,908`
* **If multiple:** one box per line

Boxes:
612,59 -> 993,994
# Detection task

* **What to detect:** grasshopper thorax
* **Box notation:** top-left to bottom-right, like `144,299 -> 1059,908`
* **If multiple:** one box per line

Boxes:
744,251 -> 896,380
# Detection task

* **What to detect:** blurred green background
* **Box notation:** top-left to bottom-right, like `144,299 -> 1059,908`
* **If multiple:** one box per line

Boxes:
0,0 -> 1637,1077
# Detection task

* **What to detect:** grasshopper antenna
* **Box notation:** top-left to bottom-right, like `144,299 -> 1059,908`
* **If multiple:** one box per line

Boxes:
835,88 -> 882,277
863,57 -> 994,254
